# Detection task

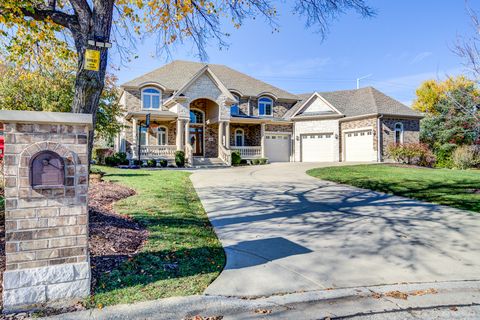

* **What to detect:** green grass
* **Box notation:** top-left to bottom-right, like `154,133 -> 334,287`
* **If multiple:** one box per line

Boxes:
307,164 -> 480,213
91,166 -> 225,307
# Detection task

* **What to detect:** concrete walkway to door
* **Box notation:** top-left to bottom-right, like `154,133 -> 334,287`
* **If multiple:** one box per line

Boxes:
190,163 -> 480,297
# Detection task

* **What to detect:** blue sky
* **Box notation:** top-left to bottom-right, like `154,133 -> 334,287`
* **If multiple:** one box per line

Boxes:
113,0 -> 478,106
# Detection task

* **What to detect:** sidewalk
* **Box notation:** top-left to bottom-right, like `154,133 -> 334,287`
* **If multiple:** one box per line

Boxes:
43,281 -> 480,320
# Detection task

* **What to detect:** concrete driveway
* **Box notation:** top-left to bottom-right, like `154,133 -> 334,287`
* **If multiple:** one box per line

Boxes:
190,163 -> 480,297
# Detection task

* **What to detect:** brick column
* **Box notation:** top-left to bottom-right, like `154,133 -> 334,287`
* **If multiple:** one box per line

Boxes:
0,110 -> 92,312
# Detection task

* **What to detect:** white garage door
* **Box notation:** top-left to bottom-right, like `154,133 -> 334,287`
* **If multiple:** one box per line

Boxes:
301,133 -> 336,162
344,129 -> 375,162
265,133 -> 290,162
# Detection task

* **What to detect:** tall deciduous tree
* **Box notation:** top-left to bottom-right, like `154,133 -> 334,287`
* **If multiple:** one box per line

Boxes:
0,0 -> 375,154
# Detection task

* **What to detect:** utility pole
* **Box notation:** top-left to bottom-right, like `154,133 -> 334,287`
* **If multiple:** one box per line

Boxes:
356,74 -> 373,89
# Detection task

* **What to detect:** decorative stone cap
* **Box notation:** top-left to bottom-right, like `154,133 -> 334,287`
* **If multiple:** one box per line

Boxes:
0,110 -> 93,127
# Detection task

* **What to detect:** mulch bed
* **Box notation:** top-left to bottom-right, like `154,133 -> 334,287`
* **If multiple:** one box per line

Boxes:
0,179 -> 147,317
88,180 -> 149,292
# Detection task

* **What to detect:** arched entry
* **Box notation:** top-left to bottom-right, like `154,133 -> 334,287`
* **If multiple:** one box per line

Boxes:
189,98 -> 220,158
189,108 -> 204,156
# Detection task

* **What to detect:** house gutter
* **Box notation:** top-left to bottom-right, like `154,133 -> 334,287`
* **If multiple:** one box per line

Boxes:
377,115 -> 383,162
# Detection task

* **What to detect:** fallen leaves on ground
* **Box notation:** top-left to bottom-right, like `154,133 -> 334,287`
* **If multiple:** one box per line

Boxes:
372,288 -> 439,300
254,309 -> 272,314
184,316 -> 223,320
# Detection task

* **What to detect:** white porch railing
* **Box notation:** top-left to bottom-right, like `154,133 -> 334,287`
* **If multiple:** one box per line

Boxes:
231,146 -> 262,159
131,145 -> 176,159
219,144 -> 232,165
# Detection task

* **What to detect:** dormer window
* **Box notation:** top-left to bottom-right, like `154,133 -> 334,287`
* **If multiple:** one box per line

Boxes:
231,93 -> 241,115
142,87 -> 161,109
258,97 -> 273,116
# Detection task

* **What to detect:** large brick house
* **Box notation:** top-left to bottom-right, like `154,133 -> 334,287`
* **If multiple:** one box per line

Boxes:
115,60 -> 423,165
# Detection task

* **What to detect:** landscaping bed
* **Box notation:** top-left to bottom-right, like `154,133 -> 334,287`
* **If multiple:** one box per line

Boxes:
91,166 -> 225,307
307,164 -> 480,213
88,181 -> 148,292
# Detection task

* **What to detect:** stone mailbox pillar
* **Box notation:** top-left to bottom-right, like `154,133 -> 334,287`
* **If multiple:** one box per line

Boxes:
0,110 -> 92,312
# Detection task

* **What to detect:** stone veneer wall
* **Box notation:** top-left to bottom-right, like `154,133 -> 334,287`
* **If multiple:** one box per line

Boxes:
339,116 -> 378,161
229,124 -> 261,147
265,124 -> 293,133
381,118 -> 421,157
123,88 -> 171,112
1,112 -> 91,312
249,99 -> 296,118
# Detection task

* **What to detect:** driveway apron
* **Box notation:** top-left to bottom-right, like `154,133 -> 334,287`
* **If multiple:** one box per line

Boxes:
190,163 -> 480,297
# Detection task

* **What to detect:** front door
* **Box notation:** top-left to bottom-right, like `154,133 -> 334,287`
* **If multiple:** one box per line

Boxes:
190,127 -> 204,156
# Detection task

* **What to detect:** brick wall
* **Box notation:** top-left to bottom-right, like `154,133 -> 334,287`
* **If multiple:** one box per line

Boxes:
0,112 -> 91,311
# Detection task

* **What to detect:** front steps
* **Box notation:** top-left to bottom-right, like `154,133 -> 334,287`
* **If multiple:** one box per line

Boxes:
192,157 -> 230,168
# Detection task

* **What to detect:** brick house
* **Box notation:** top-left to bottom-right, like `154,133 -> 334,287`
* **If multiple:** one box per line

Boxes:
115,60 -> 423,165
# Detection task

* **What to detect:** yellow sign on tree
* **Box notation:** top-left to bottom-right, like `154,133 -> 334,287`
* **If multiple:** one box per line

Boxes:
84,49 -> 100,71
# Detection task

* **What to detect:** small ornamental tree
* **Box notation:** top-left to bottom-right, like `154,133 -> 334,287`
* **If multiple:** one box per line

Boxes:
0,0 -> 375,157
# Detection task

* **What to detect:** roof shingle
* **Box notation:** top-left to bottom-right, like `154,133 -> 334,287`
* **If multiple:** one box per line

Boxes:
290,87 -> 422,119
121,60 -> 299,100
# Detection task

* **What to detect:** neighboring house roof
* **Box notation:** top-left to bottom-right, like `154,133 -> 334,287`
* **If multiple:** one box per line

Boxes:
290,87 -> 423,119
122,60 -> 299,101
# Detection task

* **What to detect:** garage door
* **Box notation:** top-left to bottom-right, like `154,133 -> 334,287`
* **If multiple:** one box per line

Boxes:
344,129 -> 375,162
265,133 -> 290,162
301,133 -> 335,162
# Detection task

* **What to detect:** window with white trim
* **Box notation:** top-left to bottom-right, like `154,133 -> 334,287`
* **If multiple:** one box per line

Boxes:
235,129 -> 244,146
258,97 -> 273,116
190,109 -> 204,124
142,88 -> 161,109
157,126 -> 167,145
394,122 -> 404,144
231,93 -> 241,115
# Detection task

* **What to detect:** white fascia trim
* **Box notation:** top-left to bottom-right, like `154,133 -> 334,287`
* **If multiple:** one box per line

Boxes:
291,92 -> 343,118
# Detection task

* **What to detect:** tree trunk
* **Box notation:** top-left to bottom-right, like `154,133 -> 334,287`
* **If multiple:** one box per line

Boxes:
70,0 -> 115,163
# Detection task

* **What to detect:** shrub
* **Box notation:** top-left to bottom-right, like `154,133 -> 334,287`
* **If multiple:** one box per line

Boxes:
104,152 -> 129,167
175,151 -> 185,167
452,145 -> 479,169
252,158 -> 260,165
93,148 -> 114,165
89,167 -> 105,177
159,159 -> 168,168
132,159 -> 142,166
386,143 -> 436,167
258,158 -> 268,165
147,159 -> 157,168
231,151 -> 241,166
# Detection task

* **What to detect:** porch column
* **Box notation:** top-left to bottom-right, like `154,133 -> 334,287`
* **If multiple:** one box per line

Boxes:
176,119 -> 184,150
218,121 -> 224,148
132,118 -> 138,159
261,123 -> 266,158
225,122 -> 231,148
184,119 -> 190,146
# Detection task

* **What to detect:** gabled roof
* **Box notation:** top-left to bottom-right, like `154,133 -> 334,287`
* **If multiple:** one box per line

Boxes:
122,60 -> 299,101
290,87 -> 423,119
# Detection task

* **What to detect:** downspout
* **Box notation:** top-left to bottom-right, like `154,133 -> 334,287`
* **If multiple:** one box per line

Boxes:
377,114 -> 383,162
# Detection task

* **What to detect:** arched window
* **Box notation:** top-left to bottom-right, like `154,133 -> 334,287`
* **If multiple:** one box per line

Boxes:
190,109 -> 204,124
231,93 -> 241,115
394,122 -> 404,144
235,129 -> 244,146
157,126 -> 167,145
142,88 -> 161,109
258,97 -> 273,116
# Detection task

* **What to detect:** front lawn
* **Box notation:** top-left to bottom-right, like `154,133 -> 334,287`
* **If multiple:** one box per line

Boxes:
91,167 -> 225,307
307,164 -> 480,213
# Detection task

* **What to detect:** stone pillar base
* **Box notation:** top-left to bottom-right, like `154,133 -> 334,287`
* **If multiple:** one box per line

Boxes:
2,262 -> 90,313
